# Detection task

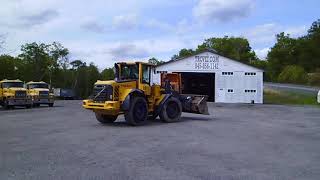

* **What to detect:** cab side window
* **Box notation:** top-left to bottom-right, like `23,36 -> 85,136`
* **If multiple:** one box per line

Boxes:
142,65 -> 150,84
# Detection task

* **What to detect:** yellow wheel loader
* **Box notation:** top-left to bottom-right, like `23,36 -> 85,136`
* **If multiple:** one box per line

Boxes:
82,62 -> 209,126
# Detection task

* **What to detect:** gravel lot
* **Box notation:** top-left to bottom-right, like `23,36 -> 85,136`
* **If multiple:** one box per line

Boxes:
0,101 -> 320,180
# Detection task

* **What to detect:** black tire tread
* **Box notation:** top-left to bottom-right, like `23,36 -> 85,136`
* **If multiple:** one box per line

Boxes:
95,113 -> 117,124
124,96 -> 148,126
159,97 -> 182,123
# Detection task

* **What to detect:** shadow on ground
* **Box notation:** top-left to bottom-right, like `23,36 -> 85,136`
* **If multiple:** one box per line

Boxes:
90,115 -> 213,128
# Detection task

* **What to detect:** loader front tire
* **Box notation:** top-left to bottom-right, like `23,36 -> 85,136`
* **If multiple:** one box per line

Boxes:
160,97 -> 182,123
124,96 -> 148,126
95,113 -> 117,124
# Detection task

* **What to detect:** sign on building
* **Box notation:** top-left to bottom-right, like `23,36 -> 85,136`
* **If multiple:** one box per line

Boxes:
194,55 -> 220,70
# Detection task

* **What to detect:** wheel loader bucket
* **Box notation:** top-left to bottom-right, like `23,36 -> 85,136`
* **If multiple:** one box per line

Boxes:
180,95 -> 209,115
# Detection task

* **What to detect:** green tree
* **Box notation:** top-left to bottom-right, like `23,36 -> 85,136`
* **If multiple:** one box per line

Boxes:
18,42 -> 52,81
267,19 -> 320,81
16,42 -> 70,86
49,42 -> 69,70
70,60 -> 100,98
171,49 -> 195,60
267,33 -> 298,80
87,63 -> 100,95
148,57 -> 165,65
0,55 -> 17,80
300,19 -> 320,72
308,72 -> 320,86
196,36 -> 258,64
101,68 -> 115,80
48,42 -> 69,85
70,60 -> 86,70
278,65 -> 308,84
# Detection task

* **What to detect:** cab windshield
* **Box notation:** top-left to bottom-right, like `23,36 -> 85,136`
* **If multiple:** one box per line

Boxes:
28,83 -> 49,89
2,82 -> 24,88
120,64 -> 139,80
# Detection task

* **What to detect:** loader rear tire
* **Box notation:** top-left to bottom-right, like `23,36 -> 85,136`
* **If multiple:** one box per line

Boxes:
160,97 -> 182,123
95,113 -> 117,124
124,96 -> 148,126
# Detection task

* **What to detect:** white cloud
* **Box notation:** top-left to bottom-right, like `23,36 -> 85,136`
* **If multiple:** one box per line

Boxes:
145,18 -> 195,36
243,23 -> 308,48
64,37 -> 188,68
112,14 -> 138,30
146,19 -> 172,31
255,48 -> 270,60
0,0 -> 60,28
109,43 -> 149,58
285,25 -> 308,37
245,23 -> 278,45
81,14 -> 140,33
81,21 -> 107,33
193,0 -> 255,23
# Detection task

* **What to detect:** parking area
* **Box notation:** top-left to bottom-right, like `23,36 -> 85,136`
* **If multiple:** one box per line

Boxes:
0,101 -> 320,180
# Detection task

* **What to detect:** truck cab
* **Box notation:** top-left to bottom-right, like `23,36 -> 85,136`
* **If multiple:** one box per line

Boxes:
26,81 -> 54,107
0,79 -> 32,109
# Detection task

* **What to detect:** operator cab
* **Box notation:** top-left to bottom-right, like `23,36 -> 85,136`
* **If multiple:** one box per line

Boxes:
117,63 -> 139,81
114,62 -> 154,85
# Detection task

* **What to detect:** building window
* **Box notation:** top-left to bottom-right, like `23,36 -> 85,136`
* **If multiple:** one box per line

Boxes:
245,89 -> 256,93
245,72 -> 256,76
222,72 -> 234,75
156,71 -> 167,74
227,89 -> 234,93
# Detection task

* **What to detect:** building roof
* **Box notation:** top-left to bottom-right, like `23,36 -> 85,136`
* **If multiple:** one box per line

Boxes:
156,48 -> 263,71
116,61 -> 155,66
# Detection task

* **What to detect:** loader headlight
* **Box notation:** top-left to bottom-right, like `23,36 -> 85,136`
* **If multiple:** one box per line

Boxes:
110,95 -> 113,100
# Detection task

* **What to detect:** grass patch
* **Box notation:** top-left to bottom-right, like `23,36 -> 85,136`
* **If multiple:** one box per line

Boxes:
264,88 -> 319,106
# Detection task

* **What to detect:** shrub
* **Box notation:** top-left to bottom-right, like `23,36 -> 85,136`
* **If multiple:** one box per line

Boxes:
278,65 -> 308,84
308,73 -> 320,86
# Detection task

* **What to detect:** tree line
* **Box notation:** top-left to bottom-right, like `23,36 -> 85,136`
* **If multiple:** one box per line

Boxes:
0,42 -> 114,98
1,19 -> 319,98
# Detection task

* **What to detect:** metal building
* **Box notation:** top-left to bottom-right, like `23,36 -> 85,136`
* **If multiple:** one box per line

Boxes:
152,49 -> 263,103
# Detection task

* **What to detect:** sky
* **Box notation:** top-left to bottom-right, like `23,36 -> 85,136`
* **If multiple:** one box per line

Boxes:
0,0 -> 319,69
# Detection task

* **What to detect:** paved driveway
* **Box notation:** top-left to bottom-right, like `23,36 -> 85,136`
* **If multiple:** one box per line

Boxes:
0,101 -> 320,180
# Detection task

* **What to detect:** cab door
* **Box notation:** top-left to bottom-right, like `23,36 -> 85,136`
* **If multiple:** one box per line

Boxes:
139,64 -> 151,95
